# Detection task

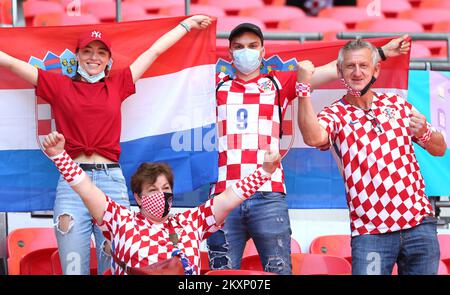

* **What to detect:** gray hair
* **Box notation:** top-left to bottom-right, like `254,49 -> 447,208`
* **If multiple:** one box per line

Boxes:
337,38 -> 380,67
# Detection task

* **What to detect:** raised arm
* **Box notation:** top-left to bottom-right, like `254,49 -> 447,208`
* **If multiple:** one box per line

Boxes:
42,131 -> 107,223
130,15 -> 212,83
310,35 -> 411,88
0,50 -> 38,86
297,60 -> 330,148
211,150 -> 281,225
410,110 -> 447,157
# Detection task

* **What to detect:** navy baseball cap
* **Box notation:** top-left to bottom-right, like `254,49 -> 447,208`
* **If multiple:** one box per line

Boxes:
228,23 -> 264,45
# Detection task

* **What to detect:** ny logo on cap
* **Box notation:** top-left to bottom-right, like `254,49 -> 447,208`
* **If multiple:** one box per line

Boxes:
91,30 -> 102,38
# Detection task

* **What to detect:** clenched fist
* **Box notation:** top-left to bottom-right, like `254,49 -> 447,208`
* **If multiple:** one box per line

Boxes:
184,15 -> 212,30
42,131 -> 66,157
409,110 -> 428,138
297,60 -> 315,84
262,150 -> 281,174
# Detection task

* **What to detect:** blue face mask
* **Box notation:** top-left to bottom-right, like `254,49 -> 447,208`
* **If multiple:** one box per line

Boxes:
76,59 -> 113,83
232,48 -> 262,75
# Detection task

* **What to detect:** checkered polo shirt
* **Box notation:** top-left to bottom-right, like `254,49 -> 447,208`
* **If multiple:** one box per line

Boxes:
317,92 -> 434,236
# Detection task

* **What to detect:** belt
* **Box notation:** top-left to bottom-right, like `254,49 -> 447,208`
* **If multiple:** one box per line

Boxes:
79,163 -> 120,170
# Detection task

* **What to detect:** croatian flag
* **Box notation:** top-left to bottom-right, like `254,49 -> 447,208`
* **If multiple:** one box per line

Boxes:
218,38 -> 410,208
0,17 -> 217,211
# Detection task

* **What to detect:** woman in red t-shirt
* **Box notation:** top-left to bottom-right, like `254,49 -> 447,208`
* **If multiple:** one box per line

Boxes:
0,15 -> 212,275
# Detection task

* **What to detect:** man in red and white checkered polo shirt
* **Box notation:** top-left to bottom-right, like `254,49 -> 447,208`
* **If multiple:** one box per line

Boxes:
207,22 -> 411,274
42,130 -> 281,275
297,39 -> 447,275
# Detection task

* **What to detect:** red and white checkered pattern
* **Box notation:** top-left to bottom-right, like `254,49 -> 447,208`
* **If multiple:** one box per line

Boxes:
212,71 -> 296,195
416,122 -> 433,146
295,82 -> 311,97
50,150 -> 85,186
317,92 -> 434,236
141,192 -> 168,218
36,96 -> 56,147
97,196 -> 221,275
231,167 -> 271,200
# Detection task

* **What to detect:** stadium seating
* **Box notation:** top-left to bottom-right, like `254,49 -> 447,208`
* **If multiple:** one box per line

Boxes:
7,227 -> 57,275
357,0 -> 412,18
318,6 -> 384,29
243,237 -> 301,258
420,0 -> 450,9
19,247 -> 57,275
33,13 -> 100,26
51,247 -> 98,275
217,16 -> 266,32
126,0 -> 185,14
438,234 -> 450,273
291,253 -> 352,275
23,0 -> 64,26
202,0 -> 264,16
279,17 -> 346,41
410,42 -> 433,58
309,234 -> 352,263
205,269 -> 277,275
240,5 -> 306,29
161,4 -> 226,17
399,8 -> 450,30
355,19 -> 424,32
81,2 -> 147,23
0,0 -> 12,25
199,251 -> 210,275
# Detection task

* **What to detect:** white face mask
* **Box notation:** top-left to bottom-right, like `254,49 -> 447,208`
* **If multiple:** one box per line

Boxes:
76,59 -> 113,83
232,48 -> 262,75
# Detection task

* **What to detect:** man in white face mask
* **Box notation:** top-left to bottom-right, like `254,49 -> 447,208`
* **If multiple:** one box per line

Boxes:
207,23 -> 413,274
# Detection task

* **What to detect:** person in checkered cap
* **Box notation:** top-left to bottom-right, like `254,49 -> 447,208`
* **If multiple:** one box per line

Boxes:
41,130 -> 281,275
207,23 -> 410,274
297,38 -> 447,275
0,15 -> 212,275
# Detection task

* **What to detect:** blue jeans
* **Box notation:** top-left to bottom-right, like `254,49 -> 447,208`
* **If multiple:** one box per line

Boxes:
53,167 -> 130,275
207,191 -> 292,274
351,217 -> 440,275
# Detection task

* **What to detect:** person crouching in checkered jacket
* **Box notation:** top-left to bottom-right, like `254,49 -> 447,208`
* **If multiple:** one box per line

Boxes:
41,131 -> 281,275
297,38 -> 447,275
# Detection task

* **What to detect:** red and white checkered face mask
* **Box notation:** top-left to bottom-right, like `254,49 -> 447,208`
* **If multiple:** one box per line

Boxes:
141,192 -> 173,219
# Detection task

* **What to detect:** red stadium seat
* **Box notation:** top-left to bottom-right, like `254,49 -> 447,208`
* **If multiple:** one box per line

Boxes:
7,227 -> 57,275
280,17 -> 346,41
240,5 -> 306,29
20,247 -> 58,275
408,0 -> 423,7
127,0 -> 194,14
355,19 -> 424,32
420,0 -> 450,9
243,237 -> 301,258
318,6 -> 384,29
33,12 -> 100,26
51,247 -> 98,275
82,2 -> 147,22
199,251 -> 210,275
0,0 -> 12,25
23,0 -> 64,26
438,234 -> 450,273
357,0 -> 412,18
122,13 -> 172,22
217,16 -> 266,32
161,4 -> 226,17
205,269 -> 277,275
309,234 -> 352,263
411,42 -> 432,58
291,253 -> 352,275
399,8 -> 450,30
202,0 -> 264,16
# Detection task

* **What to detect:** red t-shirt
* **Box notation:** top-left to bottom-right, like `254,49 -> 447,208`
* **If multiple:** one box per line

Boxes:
35,68 -> 135,162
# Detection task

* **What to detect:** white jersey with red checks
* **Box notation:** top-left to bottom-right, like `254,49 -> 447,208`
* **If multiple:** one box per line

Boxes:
97,196 -> 221,275
211,71 -> 296,195
317,92 -> 434,236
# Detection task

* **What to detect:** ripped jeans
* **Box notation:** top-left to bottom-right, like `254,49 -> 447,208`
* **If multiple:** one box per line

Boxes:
207,192 -> 292,274
53,167 -> 130,275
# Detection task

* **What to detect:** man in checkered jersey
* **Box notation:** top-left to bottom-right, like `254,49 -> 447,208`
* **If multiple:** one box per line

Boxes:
41,131 -> 281,275
207,23 -> 411,274
297,39 -> 447,275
